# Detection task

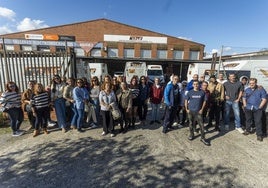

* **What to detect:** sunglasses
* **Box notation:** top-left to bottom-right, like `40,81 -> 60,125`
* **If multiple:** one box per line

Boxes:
9,85 -> 15,88
54,77 -> 60,80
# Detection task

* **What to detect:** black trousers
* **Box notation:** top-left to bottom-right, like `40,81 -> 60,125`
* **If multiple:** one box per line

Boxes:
101,110 -> 114,133
245,109 -> 262,137
35,107 -> 49,130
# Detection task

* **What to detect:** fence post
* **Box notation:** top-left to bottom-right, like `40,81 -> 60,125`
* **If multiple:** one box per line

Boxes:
2,38 -> 10,82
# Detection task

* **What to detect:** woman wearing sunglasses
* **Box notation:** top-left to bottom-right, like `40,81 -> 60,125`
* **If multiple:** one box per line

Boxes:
0,81 -> 24,136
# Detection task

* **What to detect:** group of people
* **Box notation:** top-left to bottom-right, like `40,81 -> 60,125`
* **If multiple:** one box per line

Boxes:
0,72 -> 267,144
163,72 -> 267,146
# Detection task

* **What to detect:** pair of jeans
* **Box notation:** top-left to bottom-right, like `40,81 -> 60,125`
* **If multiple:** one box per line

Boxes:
245,109 -> 263,136
7,107 -> 24,133
163,106 -> 176,131
92,99 -> 100,124
151,103 -> 160,121
54,98 -> 66,128
224,100 -> 241,128
188,111 -> 205,139
138,100 -> 148,121
71,106 -> 85,130
35,107 -> 49,130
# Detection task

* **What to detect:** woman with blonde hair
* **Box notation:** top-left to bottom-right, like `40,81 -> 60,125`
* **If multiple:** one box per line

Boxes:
31,83 -> 50,137
99,82 -> 117,137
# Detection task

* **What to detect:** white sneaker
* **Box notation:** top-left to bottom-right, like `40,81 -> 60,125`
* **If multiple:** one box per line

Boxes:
173,122 -> 178,126
12,131 -> 23,137
225,125 -> 229,131
102,131 -> 106,136
110,133 -> 115,137
236,127 -> 245,134
48,122 -> 56,127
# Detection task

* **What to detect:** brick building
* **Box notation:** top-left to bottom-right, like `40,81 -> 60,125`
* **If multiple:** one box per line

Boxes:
0,18 -> 206,80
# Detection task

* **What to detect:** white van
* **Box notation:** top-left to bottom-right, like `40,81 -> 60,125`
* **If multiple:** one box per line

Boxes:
187,62 -> 216,82
124,61 -> 147,84
147,65 -> 165,85
88,63 -> 108,82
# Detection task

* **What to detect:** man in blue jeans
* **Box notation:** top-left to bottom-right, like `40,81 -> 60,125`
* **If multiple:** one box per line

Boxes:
223,73 -> 244,133
242,78 -> 267,141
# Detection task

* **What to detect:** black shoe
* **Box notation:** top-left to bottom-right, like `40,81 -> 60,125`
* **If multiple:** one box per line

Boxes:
150,121 -> 154,125
213,127 -> 221,132
162,128 -> 167,134
200,138 -> 210,146
257,136 -> 263,142
168,126 -> 175,130
77,128 -> 84,133
243,131 -> 250,135
155,120 -> 161,124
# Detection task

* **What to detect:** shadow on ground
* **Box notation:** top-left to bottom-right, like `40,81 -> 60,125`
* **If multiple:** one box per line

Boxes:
0,135 -> 241,188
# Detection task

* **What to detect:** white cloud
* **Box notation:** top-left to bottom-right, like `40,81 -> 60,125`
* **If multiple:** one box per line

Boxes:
211,49 -> 218,54
0,7 -> 16,21
223,46 -> 232,51
0,25 -> 13,34
178,36 -> 192,41
16,17 -> 49,31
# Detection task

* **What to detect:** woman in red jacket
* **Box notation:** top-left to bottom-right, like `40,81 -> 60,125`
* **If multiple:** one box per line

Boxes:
149,77 -> 164,124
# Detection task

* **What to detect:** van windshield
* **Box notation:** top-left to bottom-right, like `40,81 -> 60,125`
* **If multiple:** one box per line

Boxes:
147,70 -> 163,76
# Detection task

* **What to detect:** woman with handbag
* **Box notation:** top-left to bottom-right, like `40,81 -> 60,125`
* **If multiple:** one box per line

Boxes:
22,80 -> 36,129
99,82 -> 117,137
0,81 -> 24,136
116,82 -> 132,133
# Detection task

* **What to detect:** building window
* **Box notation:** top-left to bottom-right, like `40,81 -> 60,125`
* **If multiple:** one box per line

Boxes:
74,48 -> 85,57
157,50 -> 167,59
173,50 -> 184,59
5,45 -> 14,51
141,49 -> 151,58
124,48 -> 134,58
91,49 -> 101,57
37,45 -> 50,52
21,45 -> 33,51
189,51 -> 199,60
56,46 -> 66,52
108,48 -> 118,57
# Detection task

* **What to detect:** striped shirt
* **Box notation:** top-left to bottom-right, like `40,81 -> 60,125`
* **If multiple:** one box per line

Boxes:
0,91 -> 21,109
31,92 -> 50,109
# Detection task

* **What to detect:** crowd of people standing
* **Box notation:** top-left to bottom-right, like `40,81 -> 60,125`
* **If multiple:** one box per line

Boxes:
0,71 -> 267,144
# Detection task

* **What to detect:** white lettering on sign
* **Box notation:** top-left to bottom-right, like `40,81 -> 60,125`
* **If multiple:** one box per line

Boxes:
104,34 -> 167,44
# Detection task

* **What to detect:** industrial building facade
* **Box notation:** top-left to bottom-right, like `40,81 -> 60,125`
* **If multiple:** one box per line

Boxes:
0,18 -> 206,80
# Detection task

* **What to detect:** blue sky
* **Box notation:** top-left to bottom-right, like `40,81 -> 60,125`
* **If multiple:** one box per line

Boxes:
1,0 -> 268,56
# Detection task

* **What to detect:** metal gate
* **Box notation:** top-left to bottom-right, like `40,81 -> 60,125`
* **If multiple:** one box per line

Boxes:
0,51 -> 75,92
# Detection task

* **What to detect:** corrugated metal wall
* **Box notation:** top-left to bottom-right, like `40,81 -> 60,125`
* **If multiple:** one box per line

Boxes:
0,51 -> 74,92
